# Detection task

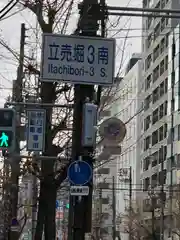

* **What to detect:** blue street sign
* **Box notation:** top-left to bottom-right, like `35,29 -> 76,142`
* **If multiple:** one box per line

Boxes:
56,200 -> 59,209
68,160 -> 92,185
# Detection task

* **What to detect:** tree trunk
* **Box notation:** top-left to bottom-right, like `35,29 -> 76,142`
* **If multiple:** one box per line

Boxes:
44,182 -> 57,239
35,81 -> 56,239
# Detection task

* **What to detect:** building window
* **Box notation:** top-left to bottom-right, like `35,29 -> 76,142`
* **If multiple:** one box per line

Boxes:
165,78 -> 168,93
145,54 -> 152,70
143,0 -> 148,8
147,17 -> 153,29
152,108 -> 159,124
165,56 -> 168,71
144,157 -> 150,170
147,33 -> 153,49
153,44 -> 160,61
159,103 -> 164,119
144,94 -> 152,110
159,169 -> 166,185
160,59 -> 165,75
152,130 -> 158,145
145,74 -> 152,90
151,151 -> 158,167
160,81 -> 165,96
164,101 -> 168,115
159,146 -> 166,164
178,125 -> 180,140
165,33 -> 169,47
164,123 -> 167,138
161,0 -> 165,8
144,136 -> 151,150
160,37 -> 165,53
161,17 -> 165,32
153,65 -> 159,82
153,87 -> 159,103
154,23 -> 161,40
144,115 -> 151,131
159,126 -> 164,141
144,178 -> 150,191
151,173 -> 158,188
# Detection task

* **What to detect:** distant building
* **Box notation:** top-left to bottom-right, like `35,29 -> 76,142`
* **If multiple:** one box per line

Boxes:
92,78 -> 122,240
93,56 -> 142,239
112,55 -> 142,239
139,0 -> 180,238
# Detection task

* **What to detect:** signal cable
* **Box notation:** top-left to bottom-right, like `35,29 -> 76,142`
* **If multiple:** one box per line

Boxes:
0,0 -> 16,15
0,0 -> 19,20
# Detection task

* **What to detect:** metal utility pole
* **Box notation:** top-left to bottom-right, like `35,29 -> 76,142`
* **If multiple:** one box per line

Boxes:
129,167 -> 132,240
168,35 -> 175,240
2,154 -> 11,239
112,176 -> 116,240
31,158 -> 38,239
9,23 -> 26,240
160,150 -> 165,240
67,1 -> 102,240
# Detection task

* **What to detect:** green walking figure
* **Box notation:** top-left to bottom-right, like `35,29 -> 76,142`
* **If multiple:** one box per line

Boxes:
0,132 -> 9,147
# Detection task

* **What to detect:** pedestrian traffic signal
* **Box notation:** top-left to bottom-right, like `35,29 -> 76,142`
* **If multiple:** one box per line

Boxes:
0,131 -> 12,147
0,109 -> 16,152
66,203 -> 69,209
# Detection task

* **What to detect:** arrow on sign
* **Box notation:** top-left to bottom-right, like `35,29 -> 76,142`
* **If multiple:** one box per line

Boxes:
74,162 -> 80,173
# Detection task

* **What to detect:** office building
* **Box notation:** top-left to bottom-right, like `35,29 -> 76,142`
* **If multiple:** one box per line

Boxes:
92,78 -> 122,240
112,55 -> 142,239
140,0 -> 180,237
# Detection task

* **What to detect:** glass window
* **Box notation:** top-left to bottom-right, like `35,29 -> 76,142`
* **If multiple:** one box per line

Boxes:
159,104 -> 164,119
160,81 -> 165,96
152,130 -> 158,145
152,108 -> 159,124
153,87 -> 159,103
160,59 -> 165,75
159,126 -> 164,141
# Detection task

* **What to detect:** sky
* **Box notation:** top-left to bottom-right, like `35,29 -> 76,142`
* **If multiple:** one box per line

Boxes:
0,0 -> 142,107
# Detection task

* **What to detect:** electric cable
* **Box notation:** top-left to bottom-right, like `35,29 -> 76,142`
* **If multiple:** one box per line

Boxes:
0,0 -> 19,20
0,0 -> 16,15
0,8 -> 24,22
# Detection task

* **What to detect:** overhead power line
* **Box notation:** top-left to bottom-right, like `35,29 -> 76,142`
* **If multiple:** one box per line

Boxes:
0,0 -> 16,15
107,6 -> 180,14
109,12 -> 180,19
0,0 -> 19,20
106,5 -> 180,19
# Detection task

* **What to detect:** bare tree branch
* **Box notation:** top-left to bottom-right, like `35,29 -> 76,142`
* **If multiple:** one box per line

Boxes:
51,117 -> 67,139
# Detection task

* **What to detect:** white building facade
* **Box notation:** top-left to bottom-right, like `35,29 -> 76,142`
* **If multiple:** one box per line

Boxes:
92,78 -> 122,240
139,0 -> 180,238
112,56 -> 142,239
92,55 -> 142,240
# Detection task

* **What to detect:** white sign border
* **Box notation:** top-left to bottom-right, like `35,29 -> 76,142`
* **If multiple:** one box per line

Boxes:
26,109 -> 46,152
40,33 -> 116,86
70,186 -> 89,196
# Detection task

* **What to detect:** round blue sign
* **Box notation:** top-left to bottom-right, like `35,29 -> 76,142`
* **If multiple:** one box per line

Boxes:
67,160 -> 92,185
11,218 -> 19,226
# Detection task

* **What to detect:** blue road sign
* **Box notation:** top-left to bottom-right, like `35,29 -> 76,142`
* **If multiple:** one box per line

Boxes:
56,200 -> 59,209
68,160 -> 92,185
